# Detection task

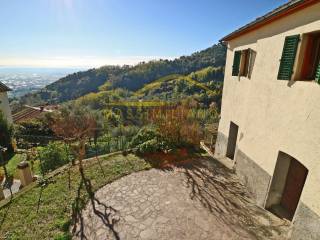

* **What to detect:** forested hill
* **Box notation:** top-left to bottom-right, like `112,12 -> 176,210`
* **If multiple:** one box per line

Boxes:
19,43 -> 226,105
110,43 -> 226,91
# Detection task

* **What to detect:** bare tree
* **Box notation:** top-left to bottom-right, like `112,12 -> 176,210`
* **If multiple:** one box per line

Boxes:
149,103 -> 203,147
50,107 -> 97,187
50,106 -> 119,239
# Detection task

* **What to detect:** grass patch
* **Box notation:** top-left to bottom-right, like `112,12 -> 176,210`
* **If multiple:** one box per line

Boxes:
0,153 -> 151,240
5,154 -> 25,177
0,154 -> 42,179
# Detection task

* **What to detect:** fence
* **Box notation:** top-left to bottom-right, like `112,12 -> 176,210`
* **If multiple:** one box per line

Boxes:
85,135 -> 131,158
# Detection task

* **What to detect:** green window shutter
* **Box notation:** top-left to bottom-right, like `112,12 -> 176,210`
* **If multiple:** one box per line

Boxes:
315,61 -> 320,84
232,51 -> 241,76
277,35 -> 300,80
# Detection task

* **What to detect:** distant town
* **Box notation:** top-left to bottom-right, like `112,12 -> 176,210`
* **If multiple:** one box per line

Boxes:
0,68 -> 82,98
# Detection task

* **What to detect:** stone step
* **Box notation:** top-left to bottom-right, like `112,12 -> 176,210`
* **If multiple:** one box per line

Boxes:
200,140 -> 234,170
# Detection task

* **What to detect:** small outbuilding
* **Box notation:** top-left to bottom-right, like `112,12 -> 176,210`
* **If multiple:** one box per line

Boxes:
0,81 -> 12,124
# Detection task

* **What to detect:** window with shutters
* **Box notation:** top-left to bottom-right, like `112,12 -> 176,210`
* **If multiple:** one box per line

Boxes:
232,49 -> 253,78
232,51 -> 241,76
239,49 -> 250,77
295,32 -> 320,83
277,35 -> 300,80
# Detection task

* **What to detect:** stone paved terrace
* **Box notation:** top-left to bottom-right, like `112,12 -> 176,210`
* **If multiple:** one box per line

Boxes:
73,156 -> 290,240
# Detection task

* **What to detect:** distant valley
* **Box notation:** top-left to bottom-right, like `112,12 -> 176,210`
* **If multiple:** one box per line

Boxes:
0,67 -> 84,99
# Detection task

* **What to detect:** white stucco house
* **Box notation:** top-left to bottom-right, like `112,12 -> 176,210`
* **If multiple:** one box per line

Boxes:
0,81 -> 13,124
215,0 -> 320,239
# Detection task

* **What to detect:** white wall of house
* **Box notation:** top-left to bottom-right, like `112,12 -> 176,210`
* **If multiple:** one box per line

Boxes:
0,91 -> 13,124
215,2 -> 320,239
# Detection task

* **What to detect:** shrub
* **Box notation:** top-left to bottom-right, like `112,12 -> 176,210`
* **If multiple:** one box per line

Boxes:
129,127 -> 171,154
148,104 -> 204,147
15,118 -> 55,147
103,109 -> 121,127
110,125 -> 139,138
39,142 -> 72,174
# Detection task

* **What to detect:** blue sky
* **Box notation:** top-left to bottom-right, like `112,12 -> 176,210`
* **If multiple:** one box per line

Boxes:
0,0 -> 287,68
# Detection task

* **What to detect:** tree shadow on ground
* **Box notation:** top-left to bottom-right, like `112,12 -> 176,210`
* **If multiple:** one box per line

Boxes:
36,178 -> 56,213
143,151 -> 289,239
71,170 -> 120,240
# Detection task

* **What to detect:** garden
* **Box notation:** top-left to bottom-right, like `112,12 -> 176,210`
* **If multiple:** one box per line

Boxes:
0,99 -> 218,239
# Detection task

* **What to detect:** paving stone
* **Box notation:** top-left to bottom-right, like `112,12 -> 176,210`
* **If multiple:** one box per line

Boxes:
156,216 -> 169,224
72,158 -> 290,240
125,215 -> 138,223
142,217 -> 154,226
138,224 -> 146,230
140,229 -> 155,239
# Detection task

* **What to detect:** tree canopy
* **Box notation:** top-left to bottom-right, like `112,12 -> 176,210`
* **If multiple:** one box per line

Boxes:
19,44 -> 226,106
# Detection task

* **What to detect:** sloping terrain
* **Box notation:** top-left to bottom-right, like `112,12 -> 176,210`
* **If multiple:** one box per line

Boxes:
18,44 -> 226,106
133,66 -> 224,106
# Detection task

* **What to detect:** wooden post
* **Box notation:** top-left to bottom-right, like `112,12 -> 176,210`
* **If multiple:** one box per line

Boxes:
17,161 -> 33,187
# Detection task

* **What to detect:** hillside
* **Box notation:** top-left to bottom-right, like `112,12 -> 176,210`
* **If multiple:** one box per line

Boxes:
73,66 -> 224,112
134,66 -> 224,106
134,66 -> 224,96
109,43 -> 226,91
18,44 -> 226,106
19,66 -> 126,106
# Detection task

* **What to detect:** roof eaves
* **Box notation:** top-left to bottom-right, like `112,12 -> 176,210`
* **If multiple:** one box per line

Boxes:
220,0 -> 317,42
0,81 -> 12,92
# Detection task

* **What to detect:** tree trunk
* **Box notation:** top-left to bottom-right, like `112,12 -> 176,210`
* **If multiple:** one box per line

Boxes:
3,165 -> 12,198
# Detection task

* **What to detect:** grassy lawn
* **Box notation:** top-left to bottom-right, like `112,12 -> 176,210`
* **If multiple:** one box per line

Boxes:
0,154 -> 25,179
0,153 -> 151,240
0,154 -> 42,179
5,154 -> 25,177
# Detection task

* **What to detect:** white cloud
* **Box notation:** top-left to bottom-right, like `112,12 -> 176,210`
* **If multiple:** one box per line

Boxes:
0,55 -> 176,68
